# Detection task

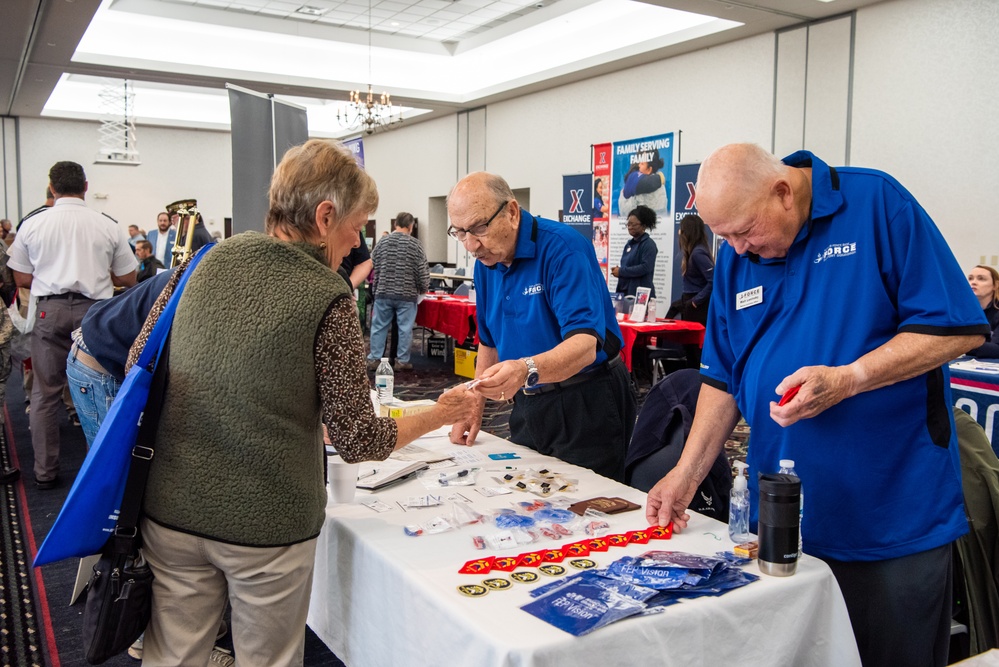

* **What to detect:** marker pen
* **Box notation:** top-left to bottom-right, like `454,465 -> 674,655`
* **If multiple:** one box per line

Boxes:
778,385 -> 801,407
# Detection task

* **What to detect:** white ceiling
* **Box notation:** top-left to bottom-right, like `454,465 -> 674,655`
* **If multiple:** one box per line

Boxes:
2,0 -> 887,138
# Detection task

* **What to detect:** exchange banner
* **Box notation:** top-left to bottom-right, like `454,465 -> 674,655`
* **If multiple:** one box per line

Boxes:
671,162 -> 701,304
561,173 -> 593,242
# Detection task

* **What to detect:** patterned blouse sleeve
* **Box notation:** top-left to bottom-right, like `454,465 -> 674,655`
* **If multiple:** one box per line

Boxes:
315,294 -> 398,463
124,255 -> 192,374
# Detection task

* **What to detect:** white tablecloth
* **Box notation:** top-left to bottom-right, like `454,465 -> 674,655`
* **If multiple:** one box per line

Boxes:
308,431 -> 860,667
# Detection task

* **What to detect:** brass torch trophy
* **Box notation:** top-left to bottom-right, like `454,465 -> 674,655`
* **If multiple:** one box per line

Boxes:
166,198 -> 198,268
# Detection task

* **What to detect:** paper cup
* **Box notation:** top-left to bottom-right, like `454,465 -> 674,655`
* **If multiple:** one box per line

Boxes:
328,457 -> 360,504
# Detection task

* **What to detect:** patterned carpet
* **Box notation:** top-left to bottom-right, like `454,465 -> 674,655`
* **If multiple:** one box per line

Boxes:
0,417 -> 46,667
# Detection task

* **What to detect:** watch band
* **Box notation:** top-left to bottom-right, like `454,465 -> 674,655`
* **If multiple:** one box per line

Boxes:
522,357 -> 540,388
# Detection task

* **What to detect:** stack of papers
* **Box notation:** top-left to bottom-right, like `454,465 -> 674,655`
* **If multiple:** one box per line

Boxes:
390,444 -> 455,464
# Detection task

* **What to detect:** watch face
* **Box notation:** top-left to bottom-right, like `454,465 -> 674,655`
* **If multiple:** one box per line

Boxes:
526,370 -> 540,387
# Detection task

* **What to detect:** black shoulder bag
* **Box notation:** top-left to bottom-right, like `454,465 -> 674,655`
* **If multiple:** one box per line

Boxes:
81,337 -> 170,665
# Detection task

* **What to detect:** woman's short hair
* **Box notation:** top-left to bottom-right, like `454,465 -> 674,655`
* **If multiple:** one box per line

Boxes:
628,205 -> 657,231
266,140 -> 378,240
395,212 -> 415,229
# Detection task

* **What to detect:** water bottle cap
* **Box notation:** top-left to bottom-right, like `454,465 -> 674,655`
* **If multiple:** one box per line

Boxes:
779,459 -> 794,469
381,357 -> 389,362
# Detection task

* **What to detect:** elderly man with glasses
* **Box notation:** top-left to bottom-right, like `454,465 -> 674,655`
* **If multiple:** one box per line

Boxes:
446,172 -> 635,482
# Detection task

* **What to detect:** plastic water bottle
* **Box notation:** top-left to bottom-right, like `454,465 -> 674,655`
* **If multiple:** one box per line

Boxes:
778,459 -> 803,556
728,461 -> 751,543
375,358 -> 394,403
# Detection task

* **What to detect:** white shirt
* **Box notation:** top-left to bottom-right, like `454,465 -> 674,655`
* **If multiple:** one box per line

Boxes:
153,230 -> 169,265
6,198 -> 138,300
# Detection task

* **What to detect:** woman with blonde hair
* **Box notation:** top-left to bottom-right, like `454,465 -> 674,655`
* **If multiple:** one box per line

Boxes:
136,139 -> 475,666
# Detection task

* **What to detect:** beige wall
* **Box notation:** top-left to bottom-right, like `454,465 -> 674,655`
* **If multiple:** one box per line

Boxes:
7,0 -> 998,270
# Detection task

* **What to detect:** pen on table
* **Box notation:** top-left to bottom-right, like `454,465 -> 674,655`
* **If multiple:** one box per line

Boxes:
358,469 -> 378,480
486,466 -> 518,471
778,385 -> 801,407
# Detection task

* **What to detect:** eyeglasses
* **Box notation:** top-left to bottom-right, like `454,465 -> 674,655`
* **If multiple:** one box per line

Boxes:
447,200 -> 508,241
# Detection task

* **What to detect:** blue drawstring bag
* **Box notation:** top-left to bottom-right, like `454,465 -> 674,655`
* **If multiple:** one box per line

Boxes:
34,244 -> 213,567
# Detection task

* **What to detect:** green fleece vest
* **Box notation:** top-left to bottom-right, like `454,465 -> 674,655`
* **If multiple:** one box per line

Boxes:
144,232 -> 350,546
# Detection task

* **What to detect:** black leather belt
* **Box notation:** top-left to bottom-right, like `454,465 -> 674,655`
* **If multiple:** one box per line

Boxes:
522,355 -> 622,396
37,292 -> 88,301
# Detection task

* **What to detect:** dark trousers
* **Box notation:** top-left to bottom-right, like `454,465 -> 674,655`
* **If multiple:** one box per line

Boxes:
509,363 -> 635,482
824,543 -> 953,667
30,295 -> 95,480
680,292 -> 708,370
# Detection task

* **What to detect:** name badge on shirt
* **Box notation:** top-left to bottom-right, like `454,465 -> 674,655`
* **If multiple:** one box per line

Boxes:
736,286 -> 763,310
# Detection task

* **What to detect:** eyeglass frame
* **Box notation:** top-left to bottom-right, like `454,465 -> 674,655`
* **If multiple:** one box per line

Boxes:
447,200 -> 509,241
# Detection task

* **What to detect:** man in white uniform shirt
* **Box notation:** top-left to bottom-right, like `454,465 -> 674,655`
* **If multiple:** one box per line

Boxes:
6,161 -> 137,488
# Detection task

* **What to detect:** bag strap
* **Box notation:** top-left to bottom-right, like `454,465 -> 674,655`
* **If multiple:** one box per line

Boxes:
134,242 -> 214,371
113,243 -> 214,543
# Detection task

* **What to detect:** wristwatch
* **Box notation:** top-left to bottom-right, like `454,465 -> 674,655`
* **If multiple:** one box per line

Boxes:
522,357 -> 540,388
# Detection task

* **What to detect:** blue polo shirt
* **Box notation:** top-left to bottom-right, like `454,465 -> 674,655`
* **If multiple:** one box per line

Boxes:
700,151 -> 990,562
474,211 -> 622,370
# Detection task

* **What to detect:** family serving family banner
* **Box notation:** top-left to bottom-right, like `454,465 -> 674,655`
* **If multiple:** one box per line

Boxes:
591,132 -> 676,300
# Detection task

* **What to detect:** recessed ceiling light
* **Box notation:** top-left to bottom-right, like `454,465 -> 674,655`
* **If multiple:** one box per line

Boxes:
391,21 -> 400,26
296,5 -> 329,16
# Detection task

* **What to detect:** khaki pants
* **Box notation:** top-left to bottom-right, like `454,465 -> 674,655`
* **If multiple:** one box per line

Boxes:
141,519 -> 318,667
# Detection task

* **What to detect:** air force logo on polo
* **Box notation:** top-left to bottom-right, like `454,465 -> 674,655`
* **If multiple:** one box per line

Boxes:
814,241 -> 857,264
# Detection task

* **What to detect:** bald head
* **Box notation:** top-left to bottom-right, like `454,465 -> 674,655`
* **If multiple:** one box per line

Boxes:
697,144 -> 786,222
447,172 -> 520,266
695,143 -> 811,258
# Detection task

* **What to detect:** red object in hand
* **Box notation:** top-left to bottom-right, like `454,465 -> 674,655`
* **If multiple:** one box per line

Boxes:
778,385 -> 801,407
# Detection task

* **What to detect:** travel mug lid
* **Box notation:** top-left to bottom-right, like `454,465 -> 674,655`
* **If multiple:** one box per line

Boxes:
759,473 -> 801,498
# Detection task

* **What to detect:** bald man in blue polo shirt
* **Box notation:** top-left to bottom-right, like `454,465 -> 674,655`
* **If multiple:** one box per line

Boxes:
646,143 -> 989,667
447,172 -> 635,482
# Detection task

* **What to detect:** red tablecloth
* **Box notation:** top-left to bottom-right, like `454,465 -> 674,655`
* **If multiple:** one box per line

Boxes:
417,295 -> 478,345
618,319 -> 706,371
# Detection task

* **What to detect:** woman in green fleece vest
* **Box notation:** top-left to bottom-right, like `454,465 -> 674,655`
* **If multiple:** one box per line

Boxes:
136,140 -> 478,667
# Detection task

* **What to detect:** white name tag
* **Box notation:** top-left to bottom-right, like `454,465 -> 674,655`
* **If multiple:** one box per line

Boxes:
736,286 -> 763,310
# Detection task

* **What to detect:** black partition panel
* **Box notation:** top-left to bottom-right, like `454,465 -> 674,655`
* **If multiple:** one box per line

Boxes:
228,85 -> 308,235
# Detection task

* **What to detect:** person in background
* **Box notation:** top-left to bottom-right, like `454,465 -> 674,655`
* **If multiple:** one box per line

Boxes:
676,214 -> 714,326
676,214 -> 715,369
14,187 -> 55,417
339,231 -> 372,292
6,161 -> 137,489
135,239 -> 165,282
146,211 -> 176,268
127,224 -> 146,251
134,139 -> 476,667
612,204 -> 658,298
645,143 -> 988,667
447,172 -> 636,482
366,212 -> 429,372
967,264 -> 999,358
0,234 -> 18,485
0,219 -> 12,242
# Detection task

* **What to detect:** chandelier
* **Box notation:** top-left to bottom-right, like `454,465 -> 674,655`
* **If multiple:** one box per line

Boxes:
337,0 -> 403,135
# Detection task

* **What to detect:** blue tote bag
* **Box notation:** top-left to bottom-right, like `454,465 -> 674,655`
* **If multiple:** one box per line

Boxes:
34,245 -> 213,567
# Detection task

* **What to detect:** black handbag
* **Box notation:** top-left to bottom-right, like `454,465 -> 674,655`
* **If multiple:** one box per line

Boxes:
81,337 -> 170,664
